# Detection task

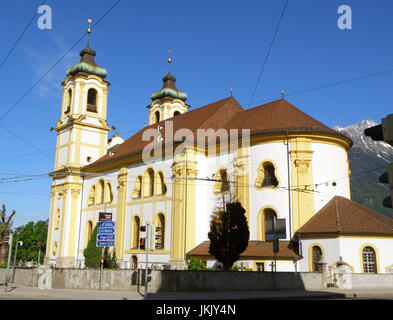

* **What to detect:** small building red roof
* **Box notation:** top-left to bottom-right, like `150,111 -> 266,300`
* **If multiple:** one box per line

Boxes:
295,196 -> 393,237
186,240 -> 301,261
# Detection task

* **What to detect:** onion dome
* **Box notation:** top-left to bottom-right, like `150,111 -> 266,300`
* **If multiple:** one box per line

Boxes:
150,59 -> 187,102
66,46 -> 108,79
65,23 -> 107,79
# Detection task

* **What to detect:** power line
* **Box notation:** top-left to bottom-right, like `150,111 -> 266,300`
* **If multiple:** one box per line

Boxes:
0,123 -> 53,161
0,163 -> 386,193
0,1 -> 46,72
248,0 -> 289,109
0,147 -> 55,163
248,67 -> 393,107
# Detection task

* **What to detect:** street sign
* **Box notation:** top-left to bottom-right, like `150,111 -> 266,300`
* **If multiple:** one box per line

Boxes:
97,227 -> 115,234
265,218 -> 286,241
97,234 -> 115,240
97,240 -> 115,247
96,221 -> 115,247
100,221 -> 115,228
99,212 -> 112,222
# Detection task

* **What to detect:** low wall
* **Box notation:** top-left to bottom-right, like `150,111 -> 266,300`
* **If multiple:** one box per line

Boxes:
0,268 -> 38,287
4,267 -> 393,291
339,273 -> 393,290
1,267 -> 324,292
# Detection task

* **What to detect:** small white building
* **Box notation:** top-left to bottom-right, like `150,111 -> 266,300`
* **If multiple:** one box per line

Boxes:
295,196 -> 393,277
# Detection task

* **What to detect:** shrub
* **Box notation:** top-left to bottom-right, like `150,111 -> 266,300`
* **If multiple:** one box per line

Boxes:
187,257 -> 206,271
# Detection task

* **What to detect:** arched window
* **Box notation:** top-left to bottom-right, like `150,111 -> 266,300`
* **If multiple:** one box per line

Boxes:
264,208 -> 277,241
312,245 -> 323,272
155,213 -> 165,249
173,111 -> 180,117
86,220 -> 93,246
156,171 -> 167,195
87,88 -> 97,112
214,169 -> 230,194
154,111 -> 160,123
255,161 -> 279,188
362,246 -> 377,273
65,89 -> 72,114
88,186 -> 95,205
144,168 -> 154,197
132,176 -> 142,199
104,183 -> 113,203
54,209 -> 61,229
96,180 -> 105,204
262,163 -> 278,187
132,216 -> 140,249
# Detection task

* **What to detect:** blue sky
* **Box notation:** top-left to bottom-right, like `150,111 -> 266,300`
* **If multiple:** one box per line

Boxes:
0,0 -> 392,227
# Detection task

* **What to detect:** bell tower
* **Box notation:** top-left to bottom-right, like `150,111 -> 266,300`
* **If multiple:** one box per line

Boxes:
45,22 -> 111,268
148,57 -> 189,125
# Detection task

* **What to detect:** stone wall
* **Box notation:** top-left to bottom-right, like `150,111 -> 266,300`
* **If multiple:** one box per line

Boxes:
1,267 -> 324,291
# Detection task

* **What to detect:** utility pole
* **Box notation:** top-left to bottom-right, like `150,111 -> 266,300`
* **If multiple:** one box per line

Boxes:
4,232 -> 13,292
11,228 -> 22,283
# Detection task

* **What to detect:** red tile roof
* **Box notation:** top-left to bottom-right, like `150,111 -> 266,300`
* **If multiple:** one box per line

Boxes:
295,196 -> 393,237
85,97 -> 351,170
186,240 -> 301,260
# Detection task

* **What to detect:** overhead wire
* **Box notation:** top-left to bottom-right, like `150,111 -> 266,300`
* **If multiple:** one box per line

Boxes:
0,0 -> 47,72
248,0 -> 289,108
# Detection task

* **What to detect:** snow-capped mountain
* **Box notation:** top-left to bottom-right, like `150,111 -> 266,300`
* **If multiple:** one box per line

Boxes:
332,120 -> 393,217
333,120 -> 393,162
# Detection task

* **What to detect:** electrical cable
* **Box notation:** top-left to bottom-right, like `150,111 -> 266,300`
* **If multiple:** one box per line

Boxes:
248,0 -> 289,108
0,1 -> 47,72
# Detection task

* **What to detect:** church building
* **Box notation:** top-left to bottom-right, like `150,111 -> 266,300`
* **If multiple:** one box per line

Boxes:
44,34 -> 393,276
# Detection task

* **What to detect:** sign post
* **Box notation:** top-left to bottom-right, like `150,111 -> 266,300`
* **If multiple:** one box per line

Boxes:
145,223 -> 150,298
96,213 -> 115,291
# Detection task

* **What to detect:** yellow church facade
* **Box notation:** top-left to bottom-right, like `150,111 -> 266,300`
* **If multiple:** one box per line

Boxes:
44,40 -> 355,271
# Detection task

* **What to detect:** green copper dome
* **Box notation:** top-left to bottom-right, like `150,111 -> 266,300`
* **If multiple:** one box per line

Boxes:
66,46 -> 107,79
150,72 -> 187,102
66,62 -> 108,78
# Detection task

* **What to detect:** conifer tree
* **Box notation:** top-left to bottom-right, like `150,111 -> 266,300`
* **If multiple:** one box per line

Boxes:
83,225 -> 101,268
208,201 -> 249,271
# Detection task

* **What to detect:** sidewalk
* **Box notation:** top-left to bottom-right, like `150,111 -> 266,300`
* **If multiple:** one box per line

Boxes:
0,283 -> 346,300
1,282 -> 393,300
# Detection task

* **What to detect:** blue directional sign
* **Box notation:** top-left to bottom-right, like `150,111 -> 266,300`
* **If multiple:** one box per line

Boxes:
97,227 -> 115,234
97,234 -> 115,241
96,221 -> 115,247
97,240 -> 115,247
100,221 -> 115,228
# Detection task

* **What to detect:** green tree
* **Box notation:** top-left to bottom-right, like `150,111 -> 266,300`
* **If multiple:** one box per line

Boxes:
208,201 -> 249,271
0,204 -> 16,264
83,224 -> 101,268
15,220 -> 48,264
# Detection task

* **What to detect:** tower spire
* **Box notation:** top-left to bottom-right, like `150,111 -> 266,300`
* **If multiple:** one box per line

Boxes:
168,49 -> 172,73
87,18 -> 92,48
